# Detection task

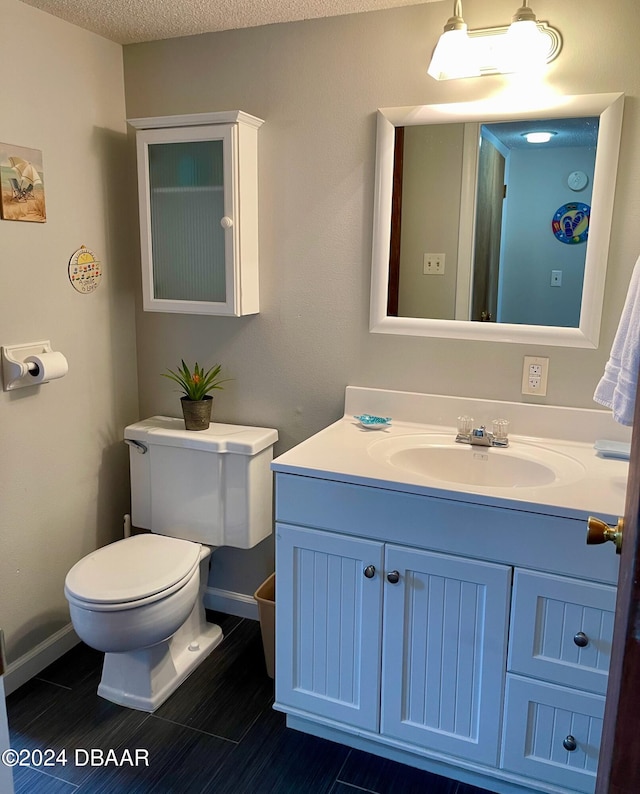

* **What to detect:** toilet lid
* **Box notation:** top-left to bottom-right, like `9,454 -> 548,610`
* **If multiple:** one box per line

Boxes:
65,534 -> 202,605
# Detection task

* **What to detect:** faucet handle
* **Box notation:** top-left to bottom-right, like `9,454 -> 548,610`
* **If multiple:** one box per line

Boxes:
457,415 -> 474,436
492,418 -> 510,442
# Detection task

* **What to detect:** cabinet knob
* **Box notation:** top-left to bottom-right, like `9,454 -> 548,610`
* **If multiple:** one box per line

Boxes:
573,631 -> 589,648
562,735 -> 577,752
220,216 -> 234,229
363,565 -> 376,579
386,570 -> 400,584
586,515 -> 623,553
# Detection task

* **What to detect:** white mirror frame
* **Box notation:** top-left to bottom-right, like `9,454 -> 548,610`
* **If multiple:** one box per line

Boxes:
370,92 -> 624,347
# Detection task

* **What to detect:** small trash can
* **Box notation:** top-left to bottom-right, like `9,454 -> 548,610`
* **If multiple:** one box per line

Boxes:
254,572 -> 275,679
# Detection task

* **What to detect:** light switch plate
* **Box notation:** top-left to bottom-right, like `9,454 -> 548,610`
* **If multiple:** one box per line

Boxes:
423,253 -> 445,275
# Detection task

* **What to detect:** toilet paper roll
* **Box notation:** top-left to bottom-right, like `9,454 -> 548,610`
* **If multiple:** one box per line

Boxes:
24,352 -> 69,384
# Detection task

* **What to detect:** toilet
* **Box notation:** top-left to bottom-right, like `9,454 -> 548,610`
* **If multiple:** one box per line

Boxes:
64,416 -> 278,712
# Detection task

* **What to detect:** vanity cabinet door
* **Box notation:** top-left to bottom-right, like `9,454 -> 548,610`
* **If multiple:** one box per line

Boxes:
381,545 -> 511,765
131,112 -> 262,316
275,524 -> 384,730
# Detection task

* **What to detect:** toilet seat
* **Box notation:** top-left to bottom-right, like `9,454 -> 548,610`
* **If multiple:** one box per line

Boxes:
65,534 -> 202,612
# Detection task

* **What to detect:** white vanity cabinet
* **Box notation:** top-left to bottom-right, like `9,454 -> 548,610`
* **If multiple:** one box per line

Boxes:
277,524 -> 511,764
128,111 -> 263,316
273,472 -> 619,794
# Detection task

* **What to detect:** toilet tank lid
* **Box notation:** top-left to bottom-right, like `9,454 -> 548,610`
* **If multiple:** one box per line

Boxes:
125,417 -> 278,455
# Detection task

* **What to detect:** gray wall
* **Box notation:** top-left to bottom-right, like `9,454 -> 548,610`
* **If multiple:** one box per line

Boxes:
122,0 -> 640,598
398,124 -> 464,319
0,0 -> 139,666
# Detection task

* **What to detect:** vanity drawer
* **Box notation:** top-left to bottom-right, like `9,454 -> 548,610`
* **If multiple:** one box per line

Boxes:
501,674 -> 604,794
508,569 -> 615,694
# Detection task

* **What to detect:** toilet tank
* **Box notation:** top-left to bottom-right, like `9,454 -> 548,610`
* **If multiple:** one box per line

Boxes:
124,417 -> 278,548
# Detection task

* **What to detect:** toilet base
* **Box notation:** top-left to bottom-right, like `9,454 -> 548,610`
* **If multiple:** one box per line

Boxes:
98,621 -> 223,712
97,553 -> 223,712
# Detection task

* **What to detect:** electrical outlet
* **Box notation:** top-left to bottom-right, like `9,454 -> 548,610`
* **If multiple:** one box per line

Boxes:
522,356 -> 549,396
423,253 -> 445,275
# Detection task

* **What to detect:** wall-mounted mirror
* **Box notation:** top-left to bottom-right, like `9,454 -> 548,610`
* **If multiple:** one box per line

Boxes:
370,93 -> 624,346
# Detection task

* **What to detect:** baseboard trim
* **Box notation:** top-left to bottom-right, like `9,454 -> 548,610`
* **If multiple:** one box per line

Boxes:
4,590 -> 258,696
4,624 -> 80,695
204,586 -> 259,620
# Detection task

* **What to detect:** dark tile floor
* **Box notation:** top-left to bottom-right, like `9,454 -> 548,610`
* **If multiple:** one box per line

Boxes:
7,613 -> 493,793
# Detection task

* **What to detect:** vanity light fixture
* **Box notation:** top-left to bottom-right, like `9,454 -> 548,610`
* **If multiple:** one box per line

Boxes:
427,0 -> 562,81
522,130 -> 557,143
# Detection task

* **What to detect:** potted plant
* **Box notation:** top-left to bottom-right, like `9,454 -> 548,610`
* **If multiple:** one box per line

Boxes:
162,360 -> 230,431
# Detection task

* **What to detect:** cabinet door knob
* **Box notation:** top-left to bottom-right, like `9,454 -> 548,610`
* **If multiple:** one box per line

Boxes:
563,735 -> 577,752
220,216 -> 234,229
386,570 -> 400,584
573,631 -> 589,648
363,565 -> 376,579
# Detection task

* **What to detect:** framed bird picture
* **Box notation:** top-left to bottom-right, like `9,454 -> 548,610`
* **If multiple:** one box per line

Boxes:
0,143 -> 46,222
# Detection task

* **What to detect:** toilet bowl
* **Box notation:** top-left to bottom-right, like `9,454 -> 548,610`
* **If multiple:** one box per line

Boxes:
65,533 -> 223,711
66,534 -> 207,652
64,417 -> 278,712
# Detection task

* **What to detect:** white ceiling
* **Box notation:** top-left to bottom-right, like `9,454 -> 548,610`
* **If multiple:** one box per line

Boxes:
19,0 -> 441,45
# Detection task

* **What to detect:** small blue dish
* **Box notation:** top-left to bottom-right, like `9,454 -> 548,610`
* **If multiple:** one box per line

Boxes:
354,414 -> 392,429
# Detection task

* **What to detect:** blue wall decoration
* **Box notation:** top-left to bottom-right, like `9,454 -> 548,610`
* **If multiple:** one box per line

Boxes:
551,202 -> 590,245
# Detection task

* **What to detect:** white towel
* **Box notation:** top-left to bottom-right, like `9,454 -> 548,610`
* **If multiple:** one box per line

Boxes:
594,254 -> 640,425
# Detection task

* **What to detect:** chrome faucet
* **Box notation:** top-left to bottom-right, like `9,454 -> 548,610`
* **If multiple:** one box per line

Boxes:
455,417 -> 509,448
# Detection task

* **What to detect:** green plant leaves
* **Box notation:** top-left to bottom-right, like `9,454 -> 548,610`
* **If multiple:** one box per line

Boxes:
161,359 -> 230,401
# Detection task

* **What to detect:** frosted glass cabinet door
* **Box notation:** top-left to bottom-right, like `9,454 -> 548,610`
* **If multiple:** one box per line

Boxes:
130,111 -> 263,316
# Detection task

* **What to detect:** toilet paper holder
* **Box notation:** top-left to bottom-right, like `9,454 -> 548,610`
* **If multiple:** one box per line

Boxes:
1,340 -> 67,391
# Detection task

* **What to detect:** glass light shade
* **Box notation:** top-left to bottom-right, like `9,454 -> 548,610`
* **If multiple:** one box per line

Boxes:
523,131 -> 555,143
496,20 -> 549,74
427,28 -> 481,81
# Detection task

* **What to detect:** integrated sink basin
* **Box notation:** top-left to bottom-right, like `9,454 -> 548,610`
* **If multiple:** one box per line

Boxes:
367,434 -> 586,489
272,387 -> 631,517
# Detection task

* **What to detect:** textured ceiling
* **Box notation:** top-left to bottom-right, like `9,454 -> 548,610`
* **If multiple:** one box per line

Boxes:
18,0 -> 440,45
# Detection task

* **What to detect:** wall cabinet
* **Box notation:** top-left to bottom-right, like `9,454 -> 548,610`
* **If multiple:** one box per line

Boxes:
128,111 -> 263,316
274,473 -> 618,794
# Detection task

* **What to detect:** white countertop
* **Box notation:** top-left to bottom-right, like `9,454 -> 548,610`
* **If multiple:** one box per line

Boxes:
272,389 -> 630,522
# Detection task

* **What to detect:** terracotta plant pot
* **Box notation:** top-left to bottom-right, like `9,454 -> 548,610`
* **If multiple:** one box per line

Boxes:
181,396 -> 213,431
